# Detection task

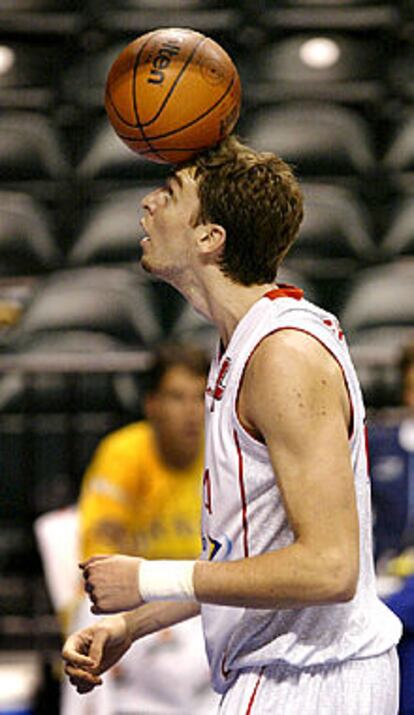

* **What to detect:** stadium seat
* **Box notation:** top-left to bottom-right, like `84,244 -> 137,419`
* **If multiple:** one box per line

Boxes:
381,195 -> 414,258
339,259 -> 414,334
0,0 -> 84,36
339,259 -> 414,406
62,44 -> 123,111
383,110 -> 414,172
67,186 -> 157,267
88,0 -> 240,39
347,325 -> 414,408
258,1 -> 399,32
242,32 -> 386,105
287,183 -> 377,277
244,102 -> 376,177
0,41 -> 61,110
0,111 -> 70,182
0,191 -> 62,277
387,43 -> 414,101
76,119 -> 166,181
6,266 -> 163,349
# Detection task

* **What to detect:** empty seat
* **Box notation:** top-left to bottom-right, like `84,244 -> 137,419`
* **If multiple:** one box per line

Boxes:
0,191 -> 62,277
62,44 -> 123,110
243,33 -> 385,105
348,325 -> 414,408
387,43 -> 414,101
340,259 -> 414,334
381,195 -> 414,258
67,186 -> 157,267
287,183 -> 377,277
383,110 -> 414,172
0,112 -> 70,182
0,0 -> 84,36
7,266 -> 163,349
0,41 -> 64,110
244,102 -> 376,176
259,1 -> 398,32
88,0 -> 240,37
0,330 -> 148,415
76,119 -> 166,181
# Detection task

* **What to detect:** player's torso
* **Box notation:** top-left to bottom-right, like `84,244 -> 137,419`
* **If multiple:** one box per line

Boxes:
200,287 -> 401,692
201,286 -> 365,565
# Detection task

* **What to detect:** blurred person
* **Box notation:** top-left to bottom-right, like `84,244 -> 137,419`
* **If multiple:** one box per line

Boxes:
63,136 -> 401,714
61,341 -> 219,714
369,340 -> 414,564
369,339 -> 414,714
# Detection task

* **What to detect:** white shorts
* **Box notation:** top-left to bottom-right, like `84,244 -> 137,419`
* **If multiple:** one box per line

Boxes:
218,648 -> 399,715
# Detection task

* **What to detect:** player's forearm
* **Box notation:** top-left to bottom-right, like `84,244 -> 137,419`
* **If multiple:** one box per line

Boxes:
193,543 -> 358,609
123,600 -> 200,642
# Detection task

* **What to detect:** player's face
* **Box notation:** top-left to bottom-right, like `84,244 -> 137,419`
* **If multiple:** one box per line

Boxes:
146,365 -> 205,466
140,169 -> 201,279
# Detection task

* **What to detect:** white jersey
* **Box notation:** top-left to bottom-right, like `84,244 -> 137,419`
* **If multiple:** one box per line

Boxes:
200,285 -> 402,694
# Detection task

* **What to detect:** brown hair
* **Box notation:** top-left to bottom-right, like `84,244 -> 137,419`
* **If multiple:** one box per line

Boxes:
184,135 -> 304,285
145,341 -> 210,395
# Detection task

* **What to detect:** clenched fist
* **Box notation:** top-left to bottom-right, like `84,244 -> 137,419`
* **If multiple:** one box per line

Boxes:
80,554 -> 144,614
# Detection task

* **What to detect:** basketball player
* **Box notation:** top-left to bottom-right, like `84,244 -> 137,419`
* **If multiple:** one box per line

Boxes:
62,136 -> 402,714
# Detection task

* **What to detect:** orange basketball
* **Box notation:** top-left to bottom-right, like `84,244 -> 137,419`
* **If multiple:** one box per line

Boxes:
104,27 -> 242,164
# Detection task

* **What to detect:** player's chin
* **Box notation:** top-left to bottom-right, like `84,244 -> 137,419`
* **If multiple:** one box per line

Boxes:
140,255 -> 154,274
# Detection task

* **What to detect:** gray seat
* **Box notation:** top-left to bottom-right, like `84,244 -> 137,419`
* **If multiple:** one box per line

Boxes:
383,111 -> 414,172
76,119 -> 166,181
0,191 -> 62,276
340,259 -> 414,334
244,102 -> 376,177
0,112 -> 70,181
243,33 -> 385,105
88,0 -> 240,36
348,325 -> 414,408
67,186 -> 157,267
258,1 -> 398,32
287,183 -> 377,277
7,266 -> 162,349
381,195 -> 414,258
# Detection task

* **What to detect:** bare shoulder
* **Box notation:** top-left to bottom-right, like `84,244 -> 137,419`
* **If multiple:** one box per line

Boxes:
240,329 -> 350,438
246,329 -> 343,388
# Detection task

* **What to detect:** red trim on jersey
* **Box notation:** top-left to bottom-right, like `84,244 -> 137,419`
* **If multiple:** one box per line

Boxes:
246,666 -> 266,714
233,429 -> 249,557
264,284 -> 304,301
235,327 -> 354,442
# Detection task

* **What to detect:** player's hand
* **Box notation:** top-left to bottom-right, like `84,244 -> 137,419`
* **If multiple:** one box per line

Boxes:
62,614 -> 132,694
80,554 -> 144,614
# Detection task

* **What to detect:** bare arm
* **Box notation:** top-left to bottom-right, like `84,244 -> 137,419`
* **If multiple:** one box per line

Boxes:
194,330 -> 359,607
83,330 -> 360,612
63,600 -> 199,692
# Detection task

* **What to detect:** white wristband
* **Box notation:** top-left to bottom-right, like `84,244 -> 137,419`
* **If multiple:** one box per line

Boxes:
139,559 -> 196,602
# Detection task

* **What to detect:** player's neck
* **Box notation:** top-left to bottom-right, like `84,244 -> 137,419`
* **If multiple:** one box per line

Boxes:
180,269 -> 276,348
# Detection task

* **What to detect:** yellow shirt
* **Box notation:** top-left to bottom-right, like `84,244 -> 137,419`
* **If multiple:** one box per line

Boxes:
79,421 -> 204,561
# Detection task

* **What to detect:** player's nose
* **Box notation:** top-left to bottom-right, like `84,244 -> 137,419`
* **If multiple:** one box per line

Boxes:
141,188 -> 158,213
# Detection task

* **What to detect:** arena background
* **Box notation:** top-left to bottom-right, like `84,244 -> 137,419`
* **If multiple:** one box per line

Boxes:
0,1 -> 413,712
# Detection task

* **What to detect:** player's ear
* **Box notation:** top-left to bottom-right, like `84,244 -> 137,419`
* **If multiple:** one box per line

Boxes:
195,223 -> 226,256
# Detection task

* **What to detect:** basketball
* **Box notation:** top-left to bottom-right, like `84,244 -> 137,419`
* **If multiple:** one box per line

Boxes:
104,27 -> 242,164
